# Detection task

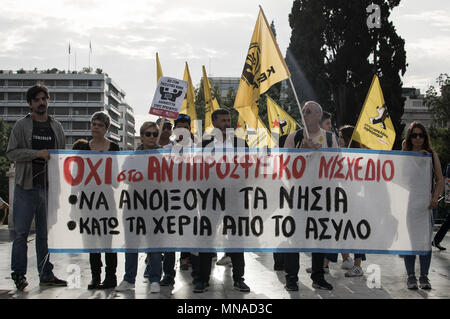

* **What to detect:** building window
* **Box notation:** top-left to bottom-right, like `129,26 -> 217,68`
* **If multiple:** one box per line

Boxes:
23,80 -> 39,87
0,80 -> 4,87
108,97 -> 119,107
55,80 -> 70,87
8,107 -> 22,115
88,93 -> 101,101
7,80 -> 22,87
54,107 -> 70,115
73,121 -> 89,130
109,126 -> 119,134
55,93 -> 70,101
73,80 -> 87,87
73,107 -> 88,115
8,92 -> 23,101
61,122 -> 70,130
43,80 -> 55,87
73,93 -> 87,101
88,80 -> 102,87
88,107 -> 103,115
0,93 -> 4,100
0,107 -> 4,114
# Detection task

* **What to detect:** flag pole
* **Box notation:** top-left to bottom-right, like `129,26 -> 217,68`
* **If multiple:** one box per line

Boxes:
156,117 -> 165,146
288,77 -> 309,139
258,5 -> 308,139
89,41 -> 92,72
68,42 -> 71,72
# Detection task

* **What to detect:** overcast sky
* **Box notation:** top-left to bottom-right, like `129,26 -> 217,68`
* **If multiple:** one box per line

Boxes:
1,0 -> 449,130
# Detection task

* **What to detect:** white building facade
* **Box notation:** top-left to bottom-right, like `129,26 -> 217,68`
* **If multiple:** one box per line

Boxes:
0,71 -> 135,150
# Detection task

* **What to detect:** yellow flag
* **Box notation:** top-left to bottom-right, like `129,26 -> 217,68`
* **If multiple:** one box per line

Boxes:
202,66 -> 221,133
180,62 -> 198,134
352,75 -> 396,150
236,107 -> 272,148
234,7 -> 291,129
156,52 -> 163,83
266,95 -> 297,136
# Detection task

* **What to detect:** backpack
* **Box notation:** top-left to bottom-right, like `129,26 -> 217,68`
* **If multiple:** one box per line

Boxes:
293,129 -> 334,148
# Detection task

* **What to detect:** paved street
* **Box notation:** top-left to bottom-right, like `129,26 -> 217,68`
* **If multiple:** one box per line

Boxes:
0,225 -> 448,300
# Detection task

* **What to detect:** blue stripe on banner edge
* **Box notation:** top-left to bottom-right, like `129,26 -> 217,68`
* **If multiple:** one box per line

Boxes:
48,248 -> 431,255
49,148 -> 431,157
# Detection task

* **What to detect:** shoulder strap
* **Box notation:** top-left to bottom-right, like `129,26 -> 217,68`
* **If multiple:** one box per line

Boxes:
294,129 -> 304,148
326,131 -> 333,148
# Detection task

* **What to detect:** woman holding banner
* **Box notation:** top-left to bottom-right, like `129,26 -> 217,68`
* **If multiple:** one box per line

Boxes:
402,121 -> 444,290
72,112 -> 120,289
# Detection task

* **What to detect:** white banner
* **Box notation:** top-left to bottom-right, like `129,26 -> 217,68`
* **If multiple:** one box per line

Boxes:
47,148 -> 433,255
149,76 -> 188,119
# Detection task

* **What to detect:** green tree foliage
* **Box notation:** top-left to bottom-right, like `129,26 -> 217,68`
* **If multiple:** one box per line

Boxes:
424,74 -> 450,170
0,120 -> 12,202
286,0 -> 407,148
424,74 -> 450,127
195,81 -> 239,131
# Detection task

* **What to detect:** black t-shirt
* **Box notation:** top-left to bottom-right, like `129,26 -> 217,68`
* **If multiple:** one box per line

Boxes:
32,120 -> 56,186
72,139 -> 120,152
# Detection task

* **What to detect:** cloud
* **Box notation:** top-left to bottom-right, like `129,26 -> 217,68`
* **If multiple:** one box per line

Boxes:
406,36 -> 450,61
404,10 -> 450,31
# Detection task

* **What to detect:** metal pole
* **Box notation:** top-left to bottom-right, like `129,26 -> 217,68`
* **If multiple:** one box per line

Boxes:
288,77 -> 309,138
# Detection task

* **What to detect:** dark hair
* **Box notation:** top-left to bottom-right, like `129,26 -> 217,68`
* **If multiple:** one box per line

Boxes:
321,111 -> 332,123
72,138 -> 89,149
91,111 -> 111,129
174,113 -> 191,126
212,109 -> 230,122
338,125 -> 360,148
26,84 -> 49,103
403,121 -> 432,152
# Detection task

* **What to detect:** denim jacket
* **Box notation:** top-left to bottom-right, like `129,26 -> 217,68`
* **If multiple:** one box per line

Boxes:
6,114 -> 65,190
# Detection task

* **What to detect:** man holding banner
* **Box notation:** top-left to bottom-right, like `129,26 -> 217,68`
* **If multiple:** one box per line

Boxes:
192,109 -> 250,293
7,84 -> 67,290
283,101 -> 337,291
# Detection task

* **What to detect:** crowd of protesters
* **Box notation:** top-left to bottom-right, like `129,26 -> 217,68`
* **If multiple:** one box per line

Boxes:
5,84 -> 446,294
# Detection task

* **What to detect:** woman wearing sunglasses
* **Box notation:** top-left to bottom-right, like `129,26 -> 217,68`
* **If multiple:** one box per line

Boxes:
402,121 -> 444,290
117,121 -> 164,293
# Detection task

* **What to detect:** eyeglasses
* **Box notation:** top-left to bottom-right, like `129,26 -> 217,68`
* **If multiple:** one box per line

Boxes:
163,124 -> 172,130
144,131 -> 158,137
303,109 -> 320,115
410,133 -> 425,139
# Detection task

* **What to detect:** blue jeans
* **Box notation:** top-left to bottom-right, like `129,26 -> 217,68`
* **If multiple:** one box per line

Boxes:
124,253 -> 138,284
163,252 -> 176,278
404,253 -> 432,277
11,185 -> 54,280
404,209 -> 434,277
148,252 -> 162,283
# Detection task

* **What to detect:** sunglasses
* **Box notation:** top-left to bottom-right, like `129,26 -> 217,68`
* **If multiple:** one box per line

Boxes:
144,131 -> 158,137
177,114 -> 191,120
410,133 -> 425,139
163,124 -> 172,130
